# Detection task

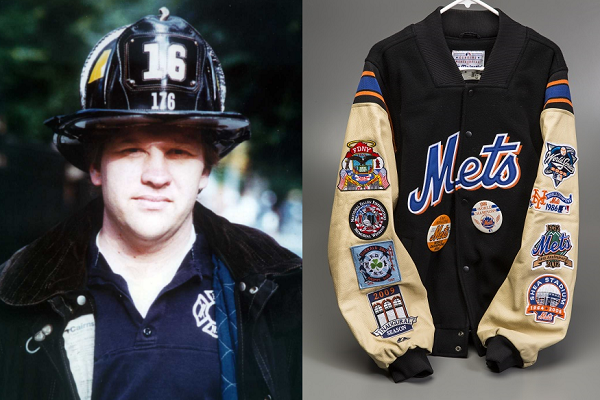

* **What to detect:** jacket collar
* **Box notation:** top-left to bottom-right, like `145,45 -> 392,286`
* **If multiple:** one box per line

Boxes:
0,197 -> 300,306
413,7 -> 527,87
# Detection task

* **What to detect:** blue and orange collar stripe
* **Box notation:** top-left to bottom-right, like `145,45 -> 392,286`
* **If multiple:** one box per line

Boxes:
544,79 -> 573,113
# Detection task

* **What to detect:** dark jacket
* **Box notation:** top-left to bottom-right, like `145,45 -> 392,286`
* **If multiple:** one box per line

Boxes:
0,198 -> 302,400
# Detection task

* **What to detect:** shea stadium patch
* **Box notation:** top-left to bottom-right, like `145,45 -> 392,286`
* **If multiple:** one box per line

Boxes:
427,214 -> 451,252
531,224 -> 573,270
471,200 -> 502,233
543,143 -> 577,188
526,275 -> 569,324
529,188 -> 573,215
350,241 -> 401,290
348,198 -> 388,240
337,140 -> 390,191
367,285 -> 417,338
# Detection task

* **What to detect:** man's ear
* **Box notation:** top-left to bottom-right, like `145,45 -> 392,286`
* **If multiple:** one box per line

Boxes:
90,165 -> 102,186
198,168 -> 210,193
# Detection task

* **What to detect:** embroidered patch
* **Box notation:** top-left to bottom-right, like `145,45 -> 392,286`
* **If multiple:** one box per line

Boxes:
350,241 -> 401,289
471,200 -> 502,233
427,214 -> 451,252
543,143 -> 577,188
348,198 -> 388,240
531,224 -> 574,270
526,275 -> 569,324
193,290 -> 218,338
337,140 -> 390,191
529,188 -> 573,215
367,285 -> 417,338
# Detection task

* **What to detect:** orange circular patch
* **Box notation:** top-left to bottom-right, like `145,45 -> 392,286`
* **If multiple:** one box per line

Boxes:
427,214 -> 451,252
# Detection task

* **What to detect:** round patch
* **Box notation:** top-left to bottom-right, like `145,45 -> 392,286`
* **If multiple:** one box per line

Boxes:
427,214 -> 451,252
471,200 -> 502,233
358,245 -> 395,283
349,198 -> 388,240
525,275 -> 569,324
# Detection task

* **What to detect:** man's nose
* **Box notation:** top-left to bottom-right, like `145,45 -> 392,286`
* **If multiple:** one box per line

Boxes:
141,149 -> 171,188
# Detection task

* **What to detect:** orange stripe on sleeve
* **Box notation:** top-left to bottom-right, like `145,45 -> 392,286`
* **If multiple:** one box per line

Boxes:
547,79 -> 569,88
544,98 -> 573,107
362,71 -> 376,78
355,90 -> 385,103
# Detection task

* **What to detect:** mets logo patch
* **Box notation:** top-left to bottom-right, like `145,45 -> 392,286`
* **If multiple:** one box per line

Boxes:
531,224 -> 574,270
526,275 -> 569,324
349,198 -> 388,240
427,214 -> 451,252
470,200 -> 502,233
367,285 -> 417,338
350,241 -> 401,290
529,188 -> 572,215
543,143 -> 577,188
337,140 -> 390,191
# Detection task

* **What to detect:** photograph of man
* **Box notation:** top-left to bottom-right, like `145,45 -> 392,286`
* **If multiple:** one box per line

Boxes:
0,6 -> 301,400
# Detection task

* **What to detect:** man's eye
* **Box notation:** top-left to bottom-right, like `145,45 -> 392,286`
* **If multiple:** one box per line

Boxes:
169,149 -> 192,156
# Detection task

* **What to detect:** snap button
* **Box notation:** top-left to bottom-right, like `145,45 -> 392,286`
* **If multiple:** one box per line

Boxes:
239,282 -> 247,291
77,295 -> 87,306
264,395 -> 272,400
455,346 -> 462,352
465,130 -> 473,137
468,89 -> 474,97
41,325 -> 53,336
463,265 -> 470,272
461,198 -> 469,205
34,331 -> 46,342
249,286 -> 259,294
143,327 -> 153,337
458,331 -> 464,337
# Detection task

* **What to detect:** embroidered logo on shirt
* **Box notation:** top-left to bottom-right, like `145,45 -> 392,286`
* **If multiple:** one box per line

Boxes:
407,132 -> 521,214
350,241 -> 401,290
543,143 -> 577,188
529,188 -> 573,215
193,290 -> 218,338
526,275 -> 569,324
367,285 -> 417,338
531,224 -> 574,270
337,140 -> 390,191
348,198 -> 388,240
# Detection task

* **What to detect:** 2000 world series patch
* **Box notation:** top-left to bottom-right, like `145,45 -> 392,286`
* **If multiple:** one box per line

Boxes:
349,199 -> 388,240
367,285 -> 417,338
543,143 -> 577,188
337,140 -> 390,191
526,275 -> 569,324
350,241 -> 401,290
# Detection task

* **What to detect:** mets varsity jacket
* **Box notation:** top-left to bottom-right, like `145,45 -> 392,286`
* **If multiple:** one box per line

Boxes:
328,7 -> 578,382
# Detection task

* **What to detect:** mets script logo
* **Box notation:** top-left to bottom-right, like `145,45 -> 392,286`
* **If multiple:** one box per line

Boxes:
529,188 -> 572,215
543,143 -> 577,188
531,224 -> 573,270
337,140 -> 390,191
407,132 -> 521,214
526,275 -> 569,324
368,285 -> 417,338
193,290 -> 218,338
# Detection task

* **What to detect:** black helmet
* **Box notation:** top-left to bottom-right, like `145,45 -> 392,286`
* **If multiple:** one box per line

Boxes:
45,7 -> 250,171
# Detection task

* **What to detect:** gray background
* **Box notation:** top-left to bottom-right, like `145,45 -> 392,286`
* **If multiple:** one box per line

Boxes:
303,0 -> 600,398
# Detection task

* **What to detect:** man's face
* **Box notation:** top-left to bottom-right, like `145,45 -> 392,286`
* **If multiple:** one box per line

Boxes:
90,130 -> 210,243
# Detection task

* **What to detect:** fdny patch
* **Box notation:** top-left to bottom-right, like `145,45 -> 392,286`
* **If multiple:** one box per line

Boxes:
350,241 -> 401,290
348,198 -> 388,240
531,224 -> 574,270
427,214 -> 451,252
337,140 -> 390,191
471,200 -> 502,233
367,285 -> 417,338
407,132 -> 521,214
526,275 -> 569,324
543,143 -> 577,188
529,188 -> 572,215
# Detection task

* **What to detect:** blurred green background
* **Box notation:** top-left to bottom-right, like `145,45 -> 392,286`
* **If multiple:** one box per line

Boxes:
0,0 -> 302,260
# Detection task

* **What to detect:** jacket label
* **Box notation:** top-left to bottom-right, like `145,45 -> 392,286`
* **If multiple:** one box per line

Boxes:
529,188 -> 573,215
531,224 -> 574,270
63,314 -> 95,400
452,50 -> 485,70
350,241 -> 401,290
367,285 -> 417,338
526,275 -> 569,324
407,132 -> 521,214
338,140 -> 390,191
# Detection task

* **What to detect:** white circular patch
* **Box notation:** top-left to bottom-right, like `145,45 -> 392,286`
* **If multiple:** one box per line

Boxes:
471,200 -> 502,233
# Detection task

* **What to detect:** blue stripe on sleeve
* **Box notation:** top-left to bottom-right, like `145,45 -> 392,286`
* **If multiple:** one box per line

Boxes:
545,84 -> 571,103
357,76 -> 382,94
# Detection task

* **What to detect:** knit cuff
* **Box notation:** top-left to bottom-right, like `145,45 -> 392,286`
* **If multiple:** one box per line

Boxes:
388,347 -> 433,383
485,336 -> 523,373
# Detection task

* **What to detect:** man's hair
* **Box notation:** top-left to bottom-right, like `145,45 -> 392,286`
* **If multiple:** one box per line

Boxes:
83,130 -> 220,173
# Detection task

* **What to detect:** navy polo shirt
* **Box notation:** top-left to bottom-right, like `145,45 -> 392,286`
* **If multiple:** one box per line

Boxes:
87,231 -> 220,400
